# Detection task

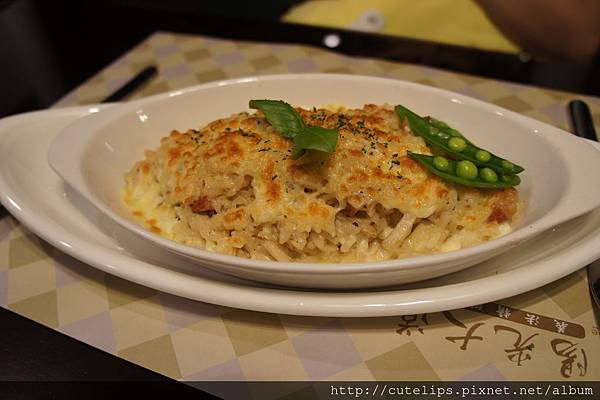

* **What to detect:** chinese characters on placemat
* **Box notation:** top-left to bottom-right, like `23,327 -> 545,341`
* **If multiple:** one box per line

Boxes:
397,302 -> 588,378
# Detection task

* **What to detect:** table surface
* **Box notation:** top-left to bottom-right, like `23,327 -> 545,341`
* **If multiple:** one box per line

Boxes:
2,30 -> 600,387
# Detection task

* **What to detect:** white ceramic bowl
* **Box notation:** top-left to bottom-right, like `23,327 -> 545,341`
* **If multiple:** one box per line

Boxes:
48,74 -> 600,289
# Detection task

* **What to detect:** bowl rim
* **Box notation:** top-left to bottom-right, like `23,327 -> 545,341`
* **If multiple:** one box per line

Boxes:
48,73 -> 600,275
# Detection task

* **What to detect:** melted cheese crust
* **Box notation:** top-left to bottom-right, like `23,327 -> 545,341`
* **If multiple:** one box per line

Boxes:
124,104 -> 519,262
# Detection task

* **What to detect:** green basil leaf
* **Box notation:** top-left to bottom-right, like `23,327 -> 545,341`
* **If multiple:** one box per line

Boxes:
249,99 -> 305,138
292,125 -> 338,159
250,99 -> 339,159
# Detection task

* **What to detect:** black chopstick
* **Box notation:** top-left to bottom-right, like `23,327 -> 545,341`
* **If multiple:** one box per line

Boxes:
101,65 -> 158,103
567,100 -> 598,141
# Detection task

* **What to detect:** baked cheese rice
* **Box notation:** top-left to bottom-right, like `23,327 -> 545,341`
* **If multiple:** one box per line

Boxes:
123,104 -> 520,262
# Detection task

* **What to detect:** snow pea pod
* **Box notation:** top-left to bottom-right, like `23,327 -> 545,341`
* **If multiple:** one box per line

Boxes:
395,105 -> 524,175
408,152 -> 521,189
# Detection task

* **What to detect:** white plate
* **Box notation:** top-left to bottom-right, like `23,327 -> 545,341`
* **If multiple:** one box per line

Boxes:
2,106 -> 600,316
47,74 -> 600,289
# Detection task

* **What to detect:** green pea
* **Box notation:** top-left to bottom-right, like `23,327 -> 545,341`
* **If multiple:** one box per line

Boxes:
475,150 -> 491,162
479,167 -> 498,183
430,118 -> 449,129
428,127 -> 440,136
501,160 -> 514,170
499,174 -> 520,185
433,156 -> 450,171
447,128 -> 462,137
437,132 -> 450,140
456,160 -> 478,180
448,137 -> 467,152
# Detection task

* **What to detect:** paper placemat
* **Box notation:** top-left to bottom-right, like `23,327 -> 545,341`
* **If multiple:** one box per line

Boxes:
2,32 -> 600,383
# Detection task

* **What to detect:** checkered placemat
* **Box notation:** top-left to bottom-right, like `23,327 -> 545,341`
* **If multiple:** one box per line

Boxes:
3,32 -> 600,384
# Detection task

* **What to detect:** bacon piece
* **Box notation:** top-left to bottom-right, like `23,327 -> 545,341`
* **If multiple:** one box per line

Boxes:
344,203 -> 358,217
188,196 -> 214,215
487,188 -> 518,223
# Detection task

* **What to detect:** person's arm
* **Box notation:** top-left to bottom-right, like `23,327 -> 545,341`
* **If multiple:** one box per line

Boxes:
476,0 -> 600,63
